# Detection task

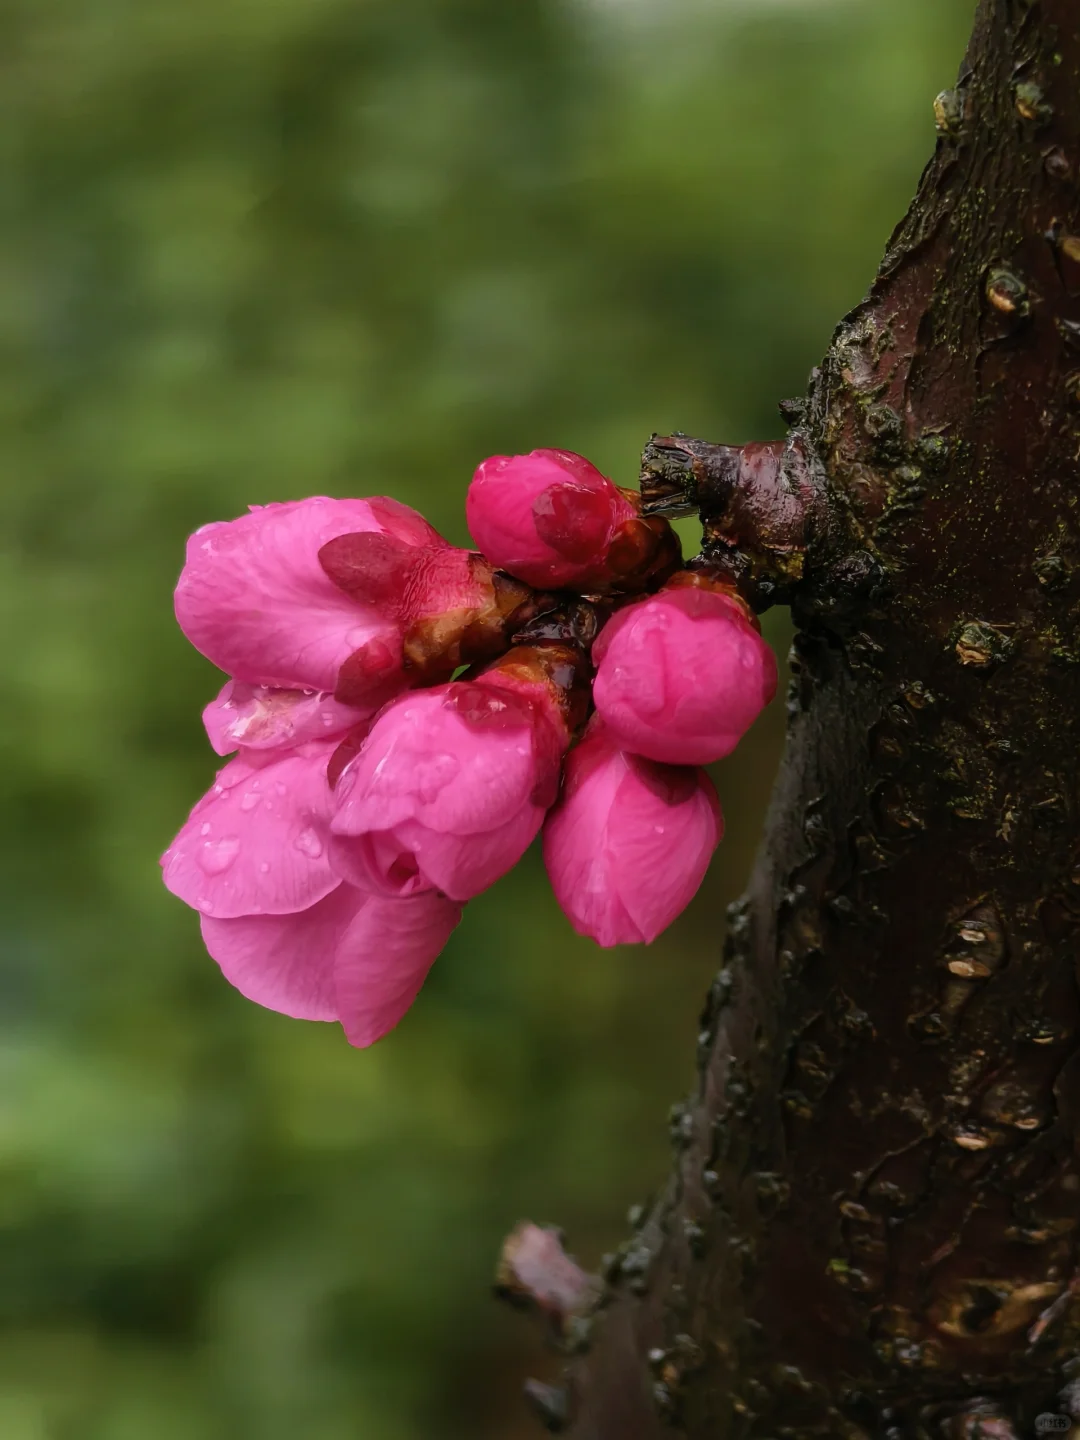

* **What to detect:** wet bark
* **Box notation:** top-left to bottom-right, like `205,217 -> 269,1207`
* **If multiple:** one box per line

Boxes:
522,2 -> 1080,1435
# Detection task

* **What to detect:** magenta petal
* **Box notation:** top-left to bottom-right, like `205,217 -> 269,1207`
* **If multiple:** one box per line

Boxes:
333,891 -> 462,1047
175,497 -> 404,691
609,756 -> 722,942
331,687 -> 541,838
328,830 -> 432,898
391,811 -> 545,901
203,681 -> 370,756
334,808 -> 544,903
329,681 -> 564,902
542,721 -> 722,947
161,743 -> 339,918
592,588 -> 777,765
466,450 -> 634,589
199,884 -> 353,1020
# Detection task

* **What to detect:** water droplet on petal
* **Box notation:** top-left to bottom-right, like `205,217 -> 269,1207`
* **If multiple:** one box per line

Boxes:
198,836 -> 240,875
415,752 -> 460,803
259,862 -> 270,874
274,781 -> 287,796
240,791 -> 261,812
200,822 -> 212,836
294,828 -> 324,859
196,895 -> 216,914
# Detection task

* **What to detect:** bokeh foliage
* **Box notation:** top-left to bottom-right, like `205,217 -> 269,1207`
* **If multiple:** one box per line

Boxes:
2,0 -> 972,1435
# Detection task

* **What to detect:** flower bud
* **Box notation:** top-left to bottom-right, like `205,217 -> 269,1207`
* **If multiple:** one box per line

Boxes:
543,720 -> 722,946
329,667 -> 570,903
592,577 -> 777,765
467,449 -> 679,592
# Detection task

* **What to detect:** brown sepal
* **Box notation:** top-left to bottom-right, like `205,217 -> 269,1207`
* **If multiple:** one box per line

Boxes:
401,557 -> 536,684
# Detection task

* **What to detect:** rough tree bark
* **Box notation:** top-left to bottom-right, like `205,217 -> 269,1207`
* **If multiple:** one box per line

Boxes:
505,1 -> 1080,1435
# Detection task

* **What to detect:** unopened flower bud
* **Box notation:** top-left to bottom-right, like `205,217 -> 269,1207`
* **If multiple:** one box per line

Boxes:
592,574 -> 777,765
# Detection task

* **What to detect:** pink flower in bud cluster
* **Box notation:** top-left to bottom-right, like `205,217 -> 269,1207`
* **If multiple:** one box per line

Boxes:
162,449 -> 777,1047
330,676 -> 566,902
466,449 -> 637,589
542,720 -> 722,947
592,583 -> 777,765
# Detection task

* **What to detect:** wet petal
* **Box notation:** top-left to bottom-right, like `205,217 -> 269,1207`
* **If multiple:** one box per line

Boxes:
199,884 -> 353,1020
203,681 -> 370,756
161,743 -> 339,918
175,497 -> 403,691
333,890 -> 462,1047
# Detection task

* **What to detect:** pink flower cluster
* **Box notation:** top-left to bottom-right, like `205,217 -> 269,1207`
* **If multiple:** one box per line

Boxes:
162,451 -> 776,1046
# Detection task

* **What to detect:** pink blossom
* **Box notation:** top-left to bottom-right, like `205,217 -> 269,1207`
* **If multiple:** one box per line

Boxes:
175,495 -> 438,697
466,449 -> 637,589
161,741 -> 342,919
200,885 -> 461,1048
542,720 -> 722,947
330,674 -> 567,903
161,737 -> 461,1045
592,584 -> 777,765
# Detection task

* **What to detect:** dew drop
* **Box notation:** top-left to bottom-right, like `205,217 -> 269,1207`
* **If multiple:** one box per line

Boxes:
294,828 -> 325,859
274,782 -> 287,797
196,895 -> 217,915
240,791 -> 261,812
415,752 -> 460,803
259,862 -> 271,874
198,836 -> 240,875
200,822 -> 212,836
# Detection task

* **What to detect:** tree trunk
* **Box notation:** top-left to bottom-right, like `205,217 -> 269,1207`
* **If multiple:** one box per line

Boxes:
514,1 -> 1080,1434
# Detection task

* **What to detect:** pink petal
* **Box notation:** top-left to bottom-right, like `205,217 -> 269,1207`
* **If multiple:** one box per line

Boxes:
161,743 -> 339,918
542,740 -> 638,946
331,687 -> 541,838
466,450 -> 634,589
203,681 -> 370,756
198,884 -> 460,1044
608,757 -> 722,941
199,883 -> 352,1020
174,497 -> 405,691
331,807 -> 545,903
592,588 -> 777,765
329,681 -> 563,902
328,829 -> 431,897
365,495 -> 444,550
542,722 -> 722,947
333,890 -> 462,1047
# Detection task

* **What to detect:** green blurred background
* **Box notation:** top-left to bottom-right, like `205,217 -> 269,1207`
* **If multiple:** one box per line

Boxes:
2,0 -> 972,1435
